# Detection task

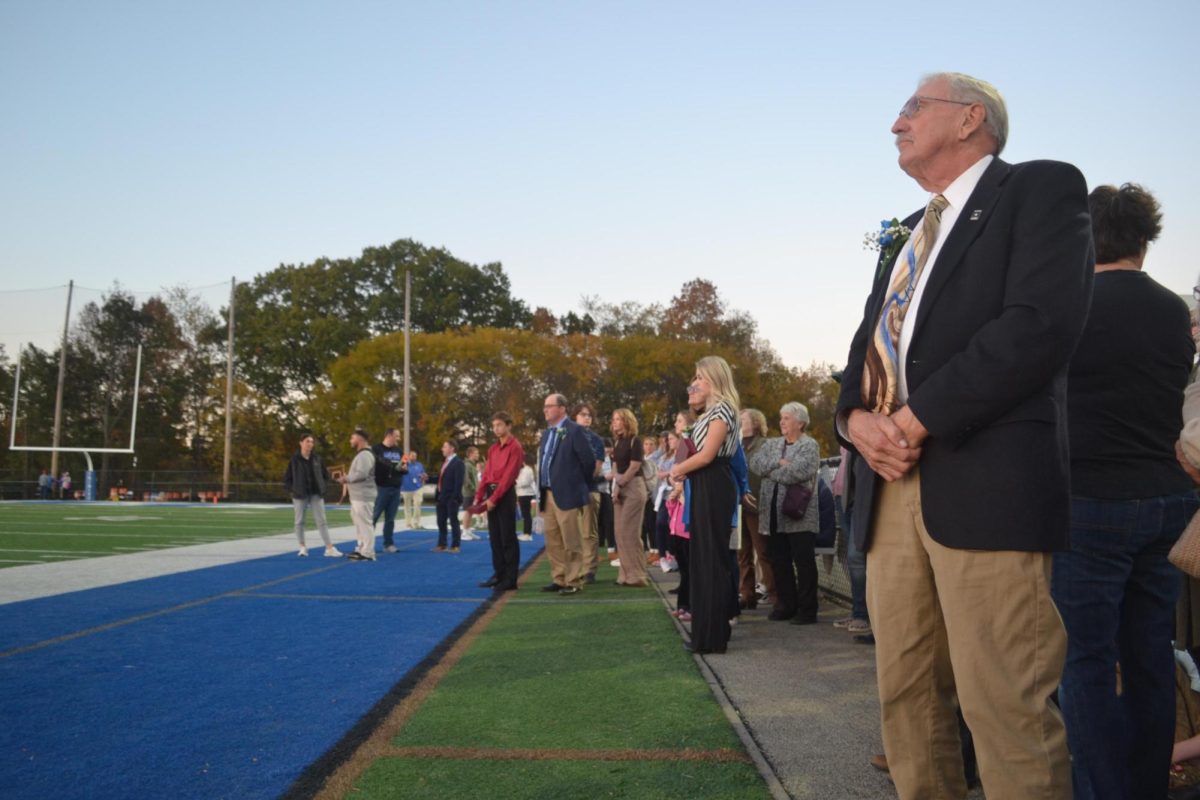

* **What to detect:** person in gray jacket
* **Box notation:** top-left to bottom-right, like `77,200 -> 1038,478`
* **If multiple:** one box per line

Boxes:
339,428 -> 378,561
748,402 -> 821,623
283,433 -> 340,557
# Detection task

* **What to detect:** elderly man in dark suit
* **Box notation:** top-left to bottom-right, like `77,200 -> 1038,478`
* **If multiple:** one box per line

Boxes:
433,440 -> 466,553
836,72 -> 1093,799
537,393 -> 601,595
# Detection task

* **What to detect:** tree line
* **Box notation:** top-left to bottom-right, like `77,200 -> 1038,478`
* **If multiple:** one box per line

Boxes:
0,238 -> 840,497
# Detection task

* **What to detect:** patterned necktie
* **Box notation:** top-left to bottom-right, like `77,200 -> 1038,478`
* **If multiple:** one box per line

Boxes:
540,427 -> 558,487
861,194 -> 950,414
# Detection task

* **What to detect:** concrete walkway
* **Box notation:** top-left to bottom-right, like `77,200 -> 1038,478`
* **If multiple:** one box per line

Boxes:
650,567 -> 985,800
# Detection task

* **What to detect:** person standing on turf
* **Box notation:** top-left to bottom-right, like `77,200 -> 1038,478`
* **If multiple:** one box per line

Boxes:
284,433 -> 341,558
473,412 -> 526,592
401,451 -> 427,529
340,428 -> 378,561
434,440 -> 466,553
537,393 -> 600,595
371,428 -> 407,553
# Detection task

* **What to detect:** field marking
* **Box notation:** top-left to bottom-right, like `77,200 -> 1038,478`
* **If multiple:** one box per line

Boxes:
0,562 -> 349,661
308,553 -> 546,800
0,559 -> 43,563
241,592 -> 481,604
0,547 -> 112,554
62,515 -> 164,522
0,530 -> 293,539
381,745 -> 751,763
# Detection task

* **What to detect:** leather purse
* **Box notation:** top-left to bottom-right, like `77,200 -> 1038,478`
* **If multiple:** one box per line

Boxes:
1169,509 -> 1200,578
781,481 -> 814,520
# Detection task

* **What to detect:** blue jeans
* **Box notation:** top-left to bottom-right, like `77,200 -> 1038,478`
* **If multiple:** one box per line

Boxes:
837,502 -> 868,621
372,486 -> 402,547
1051,490 -> 1199,800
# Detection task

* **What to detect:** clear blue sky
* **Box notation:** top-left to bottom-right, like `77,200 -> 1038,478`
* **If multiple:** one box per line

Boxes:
2,1 -> 1198,369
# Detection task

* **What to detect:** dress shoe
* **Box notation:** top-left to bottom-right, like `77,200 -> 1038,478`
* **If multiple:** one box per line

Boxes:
789,616 -> 818,626
767,609 -> 796,621
585,572 -> 596,584
668,588 -> 679,595
432,545 -> 447,552
541,583 -> 566,592
448,546 -> 460,553
853,633 -> 876,645
683,641 -> 726,655
479,578 -> 499,588
558,586 -> 580,595
493,583 -> 517,592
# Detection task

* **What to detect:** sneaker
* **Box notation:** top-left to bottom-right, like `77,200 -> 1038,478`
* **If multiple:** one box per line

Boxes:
832,616 -> 856,629
384,545 -> 398,553
297,547 -> 309,557
323,547 -> 341,557
460,531 -> 478,541
846,619 -> 872,634
517,534 -> 533,542
610,559 -> 621,568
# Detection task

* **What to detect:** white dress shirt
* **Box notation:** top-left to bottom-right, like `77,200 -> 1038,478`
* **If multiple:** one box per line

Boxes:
892,154 -> 994,403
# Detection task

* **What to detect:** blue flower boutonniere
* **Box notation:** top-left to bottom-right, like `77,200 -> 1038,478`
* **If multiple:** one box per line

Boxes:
863,218 -> 912,279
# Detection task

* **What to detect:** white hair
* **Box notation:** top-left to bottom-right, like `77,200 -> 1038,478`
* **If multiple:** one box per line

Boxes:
922,71 -> 1008,155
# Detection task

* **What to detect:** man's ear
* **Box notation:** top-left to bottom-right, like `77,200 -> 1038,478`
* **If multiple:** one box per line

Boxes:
958,103 -> 987,141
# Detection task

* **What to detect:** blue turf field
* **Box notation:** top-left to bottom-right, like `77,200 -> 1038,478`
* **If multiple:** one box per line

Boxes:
0,531 -> 541,800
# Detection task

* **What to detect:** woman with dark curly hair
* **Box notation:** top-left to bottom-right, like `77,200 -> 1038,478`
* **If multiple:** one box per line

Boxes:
1052,182 -> 1199,799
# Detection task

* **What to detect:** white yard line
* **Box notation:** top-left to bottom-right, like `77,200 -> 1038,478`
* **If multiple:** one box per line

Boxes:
0,525 -> 366,606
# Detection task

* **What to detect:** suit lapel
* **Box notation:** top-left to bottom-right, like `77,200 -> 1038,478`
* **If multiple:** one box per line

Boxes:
910,158 -> 1011,342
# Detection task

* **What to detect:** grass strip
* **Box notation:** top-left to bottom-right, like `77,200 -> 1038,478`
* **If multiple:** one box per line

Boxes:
333,557 -> 771,799
351,758 -> 767,799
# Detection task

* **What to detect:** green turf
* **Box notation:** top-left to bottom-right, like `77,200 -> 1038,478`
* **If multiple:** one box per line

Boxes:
396,562 -> 738,751
0,502 -> 359,567
345,558 -> 770,799
352,757 -> 769,800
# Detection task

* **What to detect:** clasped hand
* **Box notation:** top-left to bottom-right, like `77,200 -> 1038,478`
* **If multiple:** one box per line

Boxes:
848,408 -> 923,482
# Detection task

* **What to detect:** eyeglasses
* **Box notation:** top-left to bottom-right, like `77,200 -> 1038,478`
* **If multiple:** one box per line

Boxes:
898,95 -> 973,120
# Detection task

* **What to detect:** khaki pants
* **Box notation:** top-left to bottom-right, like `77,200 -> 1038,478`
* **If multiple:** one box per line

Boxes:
578,491 -> 601,574
868,467 -> 1069,800
543,491 -> 585,589
402,490 -> 423,528
613,479 -> 647,585
350,497 -> 376,558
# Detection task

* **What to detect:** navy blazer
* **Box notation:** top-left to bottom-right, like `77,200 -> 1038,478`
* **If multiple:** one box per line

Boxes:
537,419 -> 598,511
837,158 -> 1094,554
435,456 -> 465,506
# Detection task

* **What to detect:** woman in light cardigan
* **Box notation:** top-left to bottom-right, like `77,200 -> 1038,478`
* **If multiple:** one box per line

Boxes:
748,402 -> 820,623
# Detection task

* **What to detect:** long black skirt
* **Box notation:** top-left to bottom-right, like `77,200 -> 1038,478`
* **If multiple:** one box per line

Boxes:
689,457 -> 737,653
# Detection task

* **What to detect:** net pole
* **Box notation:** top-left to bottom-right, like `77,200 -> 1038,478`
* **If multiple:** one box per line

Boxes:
49,280 -> 73,480
222,277 -> 235,498
403,269 -> 411,454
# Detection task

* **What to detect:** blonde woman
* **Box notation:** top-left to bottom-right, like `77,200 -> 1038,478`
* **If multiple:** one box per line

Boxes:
611,408 -> 649,586
670,356 -> 741,654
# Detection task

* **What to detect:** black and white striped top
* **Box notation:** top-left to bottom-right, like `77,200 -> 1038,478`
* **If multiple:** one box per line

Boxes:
693,400 -> 739,457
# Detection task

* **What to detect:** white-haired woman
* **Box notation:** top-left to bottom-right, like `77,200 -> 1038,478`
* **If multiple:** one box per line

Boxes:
749,401 -> 820,623
670,356 -> 741,654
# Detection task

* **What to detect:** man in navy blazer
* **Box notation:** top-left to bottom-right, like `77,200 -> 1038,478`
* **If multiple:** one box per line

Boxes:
836,73 -> 1092,799
433,440 -> 466,552
536,393 -> 600,594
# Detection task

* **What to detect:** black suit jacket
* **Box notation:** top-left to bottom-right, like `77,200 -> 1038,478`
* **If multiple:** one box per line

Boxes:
836,158 -> 1094,553
435,456 -> 465,507
537,418 -> 598,511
